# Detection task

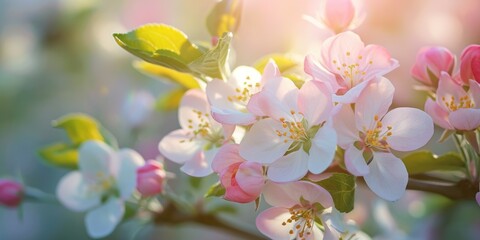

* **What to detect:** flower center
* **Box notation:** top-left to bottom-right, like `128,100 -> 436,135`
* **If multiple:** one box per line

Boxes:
362,115 -> 392,151
332,52 -> 371,88
442,95 -> 475,112
227,81 -> 261,105
281,205 -> 316,240
181,109 -> 224,147
276,110 -> 309,144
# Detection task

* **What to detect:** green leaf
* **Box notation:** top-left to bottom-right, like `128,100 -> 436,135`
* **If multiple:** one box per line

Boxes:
316,173 -> 355,213
38,143 -> 78,169
402,151 -> 465,175
253,54 -> 298,73
155,87 -> 188,111
188,32 -> 232,79
113,24 -> 204,73
52,113 -> 104,146
204,182 -> 226,198
134,60 -> 200,89
206,0 -> 243,37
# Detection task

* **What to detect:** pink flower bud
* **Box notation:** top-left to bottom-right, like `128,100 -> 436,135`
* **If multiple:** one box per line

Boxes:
309,0 -> 365,33
220,161 -> 264,203
136,160 -> 166,197
460,44 -> 480,84
0,179 -> 23,208
411,46 -> 455,88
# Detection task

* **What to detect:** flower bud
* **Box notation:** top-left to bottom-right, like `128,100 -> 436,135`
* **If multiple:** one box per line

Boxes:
306,0 -> 365,34
0,179 -> 23,208
411,46 -> 455,88
136,160 -> 166,197
460,44 -> 480,84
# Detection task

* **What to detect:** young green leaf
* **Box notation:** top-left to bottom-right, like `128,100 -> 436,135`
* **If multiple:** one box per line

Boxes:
134,61 -> 200,89
204,182 -> 226,198
316,173 -> 356,213
402,151 -> 465,175
206,0 -> 243,37
52,113 -> 104,146
188,32 -> 232,79
253,54 -> 298,73
38,143 -> 78,169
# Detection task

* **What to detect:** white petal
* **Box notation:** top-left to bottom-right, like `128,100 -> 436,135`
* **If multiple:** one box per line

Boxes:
239,119 -> 290,164
263,181 -> 334,208
309,123 -> 337,174
268,151 -> 309,182
355,77 -> 394,130
383,107 -> 434,151
113,149 -> 144,199
158,129 -> 202,164
333,104 -> 360,149
332,78 -> 371,104
256,207 -> 294,239
298,80 -> 333,125
180,147 -> 217,177
85,198 -> 124,239
344,146 -> 369,176
78,140 -> 114,180
448,108 -> 480,131
56,171 -> 101,212
179,89 -> 217,130
364,152 -> 408,201
321,208 -> 346,240
228,66 -> 262,90
205,79 -> 239,110
210,106 -> 257,125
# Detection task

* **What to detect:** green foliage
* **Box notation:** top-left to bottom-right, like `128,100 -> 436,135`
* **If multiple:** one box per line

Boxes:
204,182 -> 226,198
134,60 -> 200,89
188,32 -> 232,79
38,143 -> 78,169
253,54 -> 298,74
316,173 -> 356,213
402,151 -> 465,175
206,0 -> 243,37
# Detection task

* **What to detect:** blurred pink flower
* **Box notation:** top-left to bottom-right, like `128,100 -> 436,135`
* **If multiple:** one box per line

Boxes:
304,0 -> 366,34
334,78 -> 433,201
240,77 -> 336,182
136,160 -> 167,197
411,46 -> 455,88
0,179 -> 23,208
212,144 -> 265,203
425,72 -> 480,131
305,31 -> 398,103
460,44 -> 480,84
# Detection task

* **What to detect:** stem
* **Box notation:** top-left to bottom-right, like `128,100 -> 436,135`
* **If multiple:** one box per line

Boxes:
453,134 -> 473,180
407,178 -> 477,200
154,203 -> 265,240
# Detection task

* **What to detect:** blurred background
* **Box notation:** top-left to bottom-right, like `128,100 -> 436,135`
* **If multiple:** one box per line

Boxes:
1,0 -> 480,239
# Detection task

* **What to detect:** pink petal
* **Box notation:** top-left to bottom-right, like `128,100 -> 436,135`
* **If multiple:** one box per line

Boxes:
298,80 -> 333,125
355,77 -> 394,130
211,144 -> 244,173
256,207 -> 295,239
469,80 -> 480,106
476,192 -> 480,206
180,147 -> 217,177
424,98 -> 454,130
332,77 -> 371,104
263,181 -> 334,208
210,106 -> 257,125
321,31 -> 364,75
383,107 -> 434,151
360,45 -> 399,81
344,146 -> 369,176
448,108 -> 480,131
236,161 -> 265,196
267,150 -> 309,182
333,104 -> 359,149
309,122 -> 337,174
437,72 -> 468,111
262,59 -> 281,80
239,118 -> 291,164
220,162 -> 258,203
364,152 -> 408,201
324,0 -> 355,32
304,55 -> 340,92
158,129 -> 202,164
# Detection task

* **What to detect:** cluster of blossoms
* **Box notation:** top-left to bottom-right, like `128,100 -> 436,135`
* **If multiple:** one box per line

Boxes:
158,28 -> 435,238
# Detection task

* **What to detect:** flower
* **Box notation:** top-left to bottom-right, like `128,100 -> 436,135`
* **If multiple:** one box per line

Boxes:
305,31 -> 398,103
425,72 -> 480,131
136,159 -> 167,197
304,0 -> 366,34
56,140 -> 143,238
334,78 -> 433,200
212,144 -> 265,203
256,181 -> 337,240
240,77 -> 336,182
411,46 -> 455,89
0,179 -> 23,208
459,44 -> 480,84
158,89 -> 233,177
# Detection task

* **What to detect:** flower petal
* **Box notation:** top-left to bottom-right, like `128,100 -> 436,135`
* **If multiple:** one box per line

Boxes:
180,147 -> 217,177
424,98 -> 453,130
239,118 -> 290,164
448,108 -> 480,131
256,207 -> 294,239
211,144 -> 244,173
263,181 -> 334,208
383,107 -> 434,151
179,89 -> 218,130
332,78 -> 371,104
56,171 -> 101,212
298,80 -> 333,125
158,129 -> 202,164
309,122 -> 337,174
262,59 -> 281,80
304,55 -> 340,92
321,31 -> 364,74
78,140 -> 114,180
267,150 -> 309,182
355,77 -> 394,130
210,106 -> 257,125
360,45 -> 399,81
469,79 -> 480,106
321,208 -> 346,240
364,152 -> 408,201
113,149 -> 144,199
85,197 -> 124,239
205,79 -> 238,110
333,104 -> 360,149
344,146 -> 369,176
436,72 -> 468,111
236,161 -> 265,196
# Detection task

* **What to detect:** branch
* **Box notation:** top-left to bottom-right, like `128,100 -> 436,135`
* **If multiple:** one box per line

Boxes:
407,178 -> 477,200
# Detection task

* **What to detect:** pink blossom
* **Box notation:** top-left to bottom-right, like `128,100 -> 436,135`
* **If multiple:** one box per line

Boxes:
304,0 -> 366,34
212,144 -> 265,203
460,44 -> 480,84
425,72 -> 480,131
136,160 -> 167,197
255,181 -> 336,240
240,77 -> 336,182
411,46 -> 455,88
305,31 -> 398,103
158,89 -> 233,177
0,179 -> 23,208
206,63 -> 271,125
334,78 -> 433,201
